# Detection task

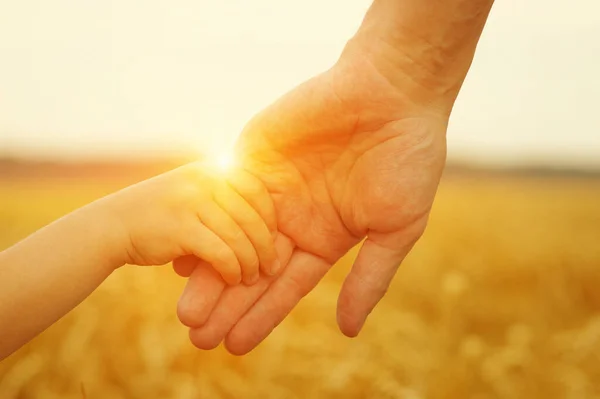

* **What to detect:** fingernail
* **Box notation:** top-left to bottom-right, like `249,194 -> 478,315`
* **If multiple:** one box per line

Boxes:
244,273 -> 260,286
228,274 -> 242,286
269,260 -> 282,276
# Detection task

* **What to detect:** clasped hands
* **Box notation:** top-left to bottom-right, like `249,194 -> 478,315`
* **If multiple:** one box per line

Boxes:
172,40 -> 451,355
0,0 -> 492,361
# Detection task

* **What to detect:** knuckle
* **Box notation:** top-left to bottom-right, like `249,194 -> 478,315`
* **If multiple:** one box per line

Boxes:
370,279 -> 391,301
225,227 -> 247,243
283,272 -> 311,298
352,270 -> 389,300
373,282 -> 390,300
237,214 -> 263,231
212,248 -> 234,265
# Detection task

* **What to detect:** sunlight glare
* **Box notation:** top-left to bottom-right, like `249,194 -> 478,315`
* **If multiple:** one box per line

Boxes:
213,151 -> 237,174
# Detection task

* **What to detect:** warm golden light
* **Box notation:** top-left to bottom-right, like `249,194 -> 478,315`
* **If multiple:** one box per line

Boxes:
213,151 -> 237,173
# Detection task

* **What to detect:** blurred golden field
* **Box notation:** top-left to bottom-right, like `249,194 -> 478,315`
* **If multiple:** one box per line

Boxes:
1,162 -> 600,399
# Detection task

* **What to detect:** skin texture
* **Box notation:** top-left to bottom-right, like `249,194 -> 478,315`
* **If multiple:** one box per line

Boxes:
176,0 -> 495,355
0,162 -> 276,360
176,47 -> 449,353
108,162 -> 279,285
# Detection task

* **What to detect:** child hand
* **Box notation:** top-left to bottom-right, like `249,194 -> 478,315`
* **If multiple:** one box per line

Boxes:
101,162 -> 279,285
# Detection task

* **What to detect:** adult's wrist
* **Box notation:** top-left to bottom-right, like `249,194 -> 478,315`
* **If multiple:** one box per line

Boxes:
345,0 -> 494,112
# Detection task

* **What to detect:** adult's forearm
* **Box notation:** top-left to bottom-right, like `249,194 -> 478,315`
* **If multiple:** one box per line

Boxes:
350,0 -> 495,109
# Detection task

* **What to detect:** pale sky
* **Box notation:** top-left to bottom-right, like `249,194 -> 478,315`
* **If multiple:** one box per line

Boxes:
0,0 -> 599,168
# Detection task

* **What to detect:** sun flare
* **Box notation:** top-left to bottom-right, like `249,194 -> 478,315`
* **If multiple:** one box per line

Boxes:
213,151 -> 237,174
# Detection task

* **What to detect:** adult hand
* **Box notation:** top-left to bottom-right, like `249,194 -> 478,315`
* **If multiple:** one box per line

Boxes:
175,45 -> 449,355
175,0 -> 493,354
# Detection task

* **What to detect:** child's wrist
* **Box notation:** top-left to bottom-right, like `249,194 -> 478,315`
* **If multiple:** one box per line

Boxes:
81,199 -> 129,272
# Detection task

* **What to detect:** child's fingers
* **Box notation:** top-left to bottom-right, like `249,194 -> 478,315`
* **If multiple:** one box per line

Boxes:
225,170 -> 277,236
197,201 -> 260,285
214,183 -> 279,277
186,224 -> 242,285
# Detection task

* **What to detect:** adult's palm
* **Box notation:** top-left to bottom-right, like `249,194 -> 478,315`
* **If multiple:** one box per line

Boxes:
176,44 -> 450,355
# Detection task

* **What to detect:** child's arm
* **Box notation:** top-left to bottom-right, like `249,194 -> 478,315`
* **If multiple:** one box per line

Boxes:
0,202 -> 124,360
0,162 -> 278,360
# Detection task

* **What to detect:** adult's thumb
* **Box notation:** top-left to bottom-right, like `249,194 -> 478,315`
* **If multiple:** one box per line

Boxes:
336,230 -> 417,337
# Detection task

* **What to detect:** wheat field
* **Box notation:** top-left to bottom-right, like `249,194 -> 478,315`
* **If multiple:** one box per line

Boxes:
1,167 -> 599,399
